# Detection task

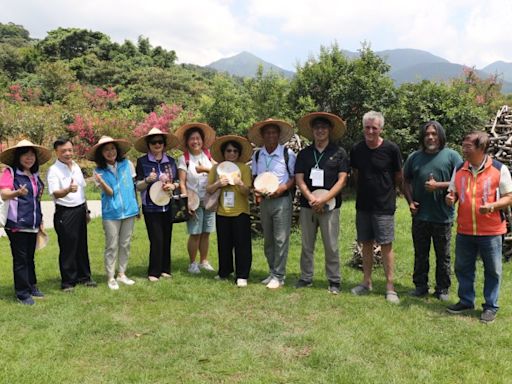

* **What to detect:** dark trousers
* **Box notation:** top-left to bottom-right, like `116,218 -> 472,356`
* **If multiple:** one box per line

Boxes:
143,210 -> 173,277
216,213 -> 252,279
412,218 -> 452,293
6,230 -> 37,300
54,204 -> 92,289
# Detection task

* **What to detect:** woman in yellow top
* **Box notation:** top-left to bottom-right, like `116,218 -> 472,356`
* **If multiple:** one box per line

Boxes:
207,135 -> 253,287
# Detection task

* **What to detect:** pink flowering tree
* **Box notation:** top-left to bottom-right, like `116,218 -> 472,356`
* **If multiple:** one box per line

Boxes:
133,103 -> 183,137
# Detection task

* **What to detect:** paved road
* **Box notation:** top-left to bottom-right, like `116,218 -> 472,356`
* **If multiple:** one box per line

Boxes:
0,200 -> 102,237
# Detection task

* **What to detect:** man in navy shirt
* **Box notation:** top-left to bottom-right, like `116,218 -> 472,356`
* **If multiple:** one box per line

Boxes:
295,112 -> 349,294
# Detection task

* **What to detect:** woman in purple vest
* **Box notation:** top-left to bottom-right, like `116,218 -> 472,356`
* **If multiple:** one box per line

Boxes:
134,128 -> 180,282
0,140 -> 51,305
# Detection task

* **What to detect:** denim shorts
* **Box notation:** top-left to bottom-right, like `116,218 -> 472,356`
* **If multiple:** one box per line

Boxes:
356,211 -> 395,244
187,206 -> 216,235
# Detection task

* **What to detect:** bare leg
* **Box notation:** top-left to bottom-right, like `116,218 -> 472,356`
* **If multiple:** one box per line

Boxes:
361,240 -> 374,288
188,234 -> 201,263
199,233 -> 210,264
381,242 -> 395,291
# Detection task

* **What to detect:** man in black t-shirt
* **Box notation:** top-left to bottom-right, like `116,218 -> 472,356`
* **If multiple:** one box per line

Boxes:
295,112 -> 349,294
350,111 -> 403,304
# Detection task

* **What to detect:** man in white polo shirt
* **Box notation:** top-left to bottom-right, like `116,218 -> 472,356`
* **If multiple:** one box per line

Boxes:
47,137 -> 96,291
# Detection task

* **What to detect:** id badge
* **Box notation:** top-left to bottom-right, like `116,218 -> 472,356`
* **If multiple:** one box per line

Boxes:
310,168 -> 324,187
224,191 -> 235,208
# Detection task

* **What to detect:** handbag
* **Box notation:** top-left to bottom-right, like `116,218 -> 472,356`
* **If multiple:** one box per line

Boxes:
171,193 -> 190,223
0,196 -> 8,228
204,188 -> 221,212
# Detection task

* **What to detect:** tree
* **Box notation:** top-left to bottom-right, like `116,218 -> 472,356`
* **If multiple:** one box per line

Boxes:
198,74 -> 254,135
0,22 -> 31,47
244,65 -> 292,121
37,28 -> 112,60
384,80 -> 488,157
289,42 -> 396,147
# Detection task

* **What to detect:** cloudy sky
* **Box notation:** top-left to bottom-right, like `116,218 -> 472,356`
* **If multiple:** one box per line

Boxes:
3,0 -> 512,70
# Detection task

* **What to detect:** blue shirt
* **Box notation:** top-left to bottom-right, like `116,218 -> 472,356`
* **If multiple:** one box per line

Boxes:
251,144 -> 296,185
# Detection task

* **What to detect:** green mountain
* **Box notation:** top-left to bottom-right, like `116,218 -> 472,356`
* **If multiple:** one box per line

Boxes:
207,49 -> 512,93
207,51 -> 294,78
481,61 -> 512,83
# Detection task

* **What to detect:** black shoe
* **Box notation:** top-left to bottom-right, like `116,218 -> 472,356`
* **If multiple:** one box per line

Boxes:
31,288 -> 45,298
82,280 -> 97,288
328,285 -> 340,295
62,286 -> 74,293
18,296 -> 35,306
446,301 -> 474,314
409,287 -> 429,297
480,309 -> 497,324
295,279 -> 313,288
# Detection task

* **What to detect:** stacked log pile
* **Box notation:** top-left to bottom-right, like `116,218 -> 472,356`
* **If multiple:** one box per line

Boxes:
487,105 -> 512,261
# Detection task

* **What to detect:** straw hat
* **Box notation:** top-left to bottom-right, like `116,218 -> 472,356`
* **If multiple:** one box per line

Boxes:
247,118 -> 294,147
134,127 -> 180,153
0,139 -> 52,166
298,112 -> 346,141
174,122 -> 216,151
86,136 -> 132,161
210,135 -> 253,163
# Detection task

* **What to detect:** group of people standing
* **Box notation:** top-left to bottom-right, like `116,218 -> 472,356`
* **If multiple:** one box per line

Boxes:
0,110 -> 509,323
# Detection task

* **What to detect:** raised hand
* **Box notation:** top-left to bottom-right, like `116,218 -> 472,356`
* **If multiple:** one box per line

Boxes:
17,184 -> 28,196
146,168 -> 157,183
68,179 -> 78,194
424,173 -> 437,192
445,190 -> 456,207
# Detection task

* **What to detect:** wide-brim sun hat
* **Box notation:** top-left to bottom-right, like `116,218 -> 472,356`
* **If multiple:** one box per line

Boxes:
298,112 -> 346,141
210,135 -> 253,163
134,127 -> 180,153
174,122 -> 216,151
0,139 -> 52,166
86,136 -> 132,161
247,118 -> 294,147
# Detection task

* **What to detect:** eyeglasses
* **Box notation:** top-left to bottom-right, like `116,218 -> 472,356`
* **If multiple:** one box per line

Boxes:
225,149 -> 239,153
149,140 -> 164,145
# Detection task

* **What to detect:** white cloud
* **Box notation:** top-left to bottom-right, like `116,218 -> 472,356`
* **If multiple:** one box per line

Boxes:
2,0 -> 512,67
2,0 -> 276,65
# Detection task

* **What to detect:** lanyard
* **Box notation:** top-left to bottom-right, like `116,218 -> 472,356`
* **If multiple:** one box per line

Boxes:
313,150 -> 325,169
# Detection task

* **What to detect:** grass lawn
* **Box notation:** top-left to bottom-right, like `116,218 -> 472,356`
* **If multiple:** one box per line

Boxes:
0,198 -> 511,383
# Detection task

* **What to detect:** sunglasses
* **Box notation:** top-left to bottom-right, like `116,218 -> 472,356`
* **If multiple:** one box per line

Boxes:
149,140 -> 164,145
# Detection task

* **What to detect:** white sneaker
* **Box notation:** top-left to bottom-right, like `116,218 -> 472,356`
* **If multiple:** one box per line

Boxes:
199,261 -> 215,271
236,278 -> 248,287
116,275 -> 135,286
188,262 -> 200,274
108,279 -> 119,290
261,275 -> 272,284
266,278 -> 284,289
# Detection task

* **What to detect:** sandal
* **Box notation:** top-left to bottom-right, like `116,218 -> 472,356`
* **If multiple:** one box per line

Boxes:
385,290 -> 400,304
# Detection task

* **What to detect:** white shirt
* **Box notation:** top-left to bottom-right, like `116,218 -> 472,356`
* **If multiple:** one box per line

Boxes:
178,152 -> 213,200
47,159 -> 87,207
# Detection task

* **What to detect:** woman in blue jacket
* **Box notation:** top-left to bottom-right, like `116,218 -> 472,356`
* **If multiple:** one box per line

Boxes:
88,136 -> 139,290
0,140 -> 51,305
